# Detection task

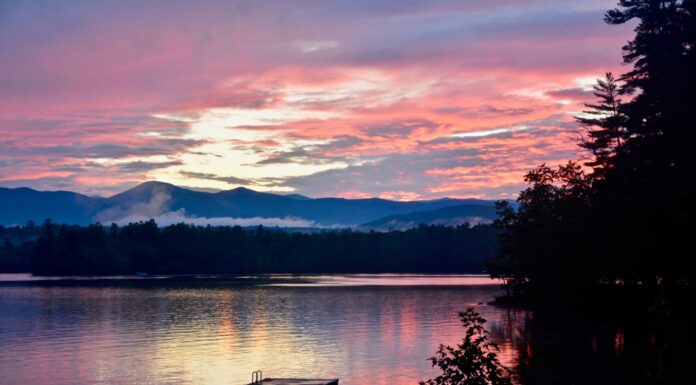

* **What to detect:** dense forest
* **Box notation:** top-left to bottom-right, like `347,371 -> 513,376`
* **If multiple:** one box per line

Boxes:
0,223 -> 40,272
0,221 -> 497,275
490,0 -> 696,309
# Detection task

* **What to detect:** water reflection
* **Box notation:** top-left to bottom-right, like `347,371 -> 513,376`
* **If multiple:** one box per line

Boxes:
0,278 -> 503,385
0,276 -> 690,385
498,307 -> 696,385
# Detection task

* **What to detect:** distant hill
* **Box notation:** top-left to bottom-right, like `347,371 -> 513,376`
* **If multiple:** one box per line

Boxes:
0,187 -> 105,226
361,204 -> 499,231
0,181 -> 502,227
283,193 -> 312,200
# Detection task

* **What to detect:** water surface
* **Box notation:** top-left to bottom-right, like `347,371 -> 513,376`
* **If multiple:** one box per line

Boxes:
0,274 -> 509,385
0,274 -> 673,385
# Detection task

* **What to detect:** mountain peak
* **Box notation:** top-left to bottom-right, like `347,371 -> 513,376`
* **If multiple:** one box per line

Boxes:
216,186 -> 259,195
284,193 -> 312,201
231,186 -> 254,192
109,181 -> 180,200
133,181 -> 178,190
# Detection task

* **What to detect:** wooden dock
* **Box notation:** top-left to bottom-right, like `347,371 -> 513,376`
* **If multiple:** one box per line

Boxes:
249,379 -> 338,385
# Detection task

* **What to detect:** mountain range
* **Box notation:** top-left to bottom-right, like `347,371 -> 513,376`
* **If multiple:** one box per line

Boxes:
0,181 -> 503,228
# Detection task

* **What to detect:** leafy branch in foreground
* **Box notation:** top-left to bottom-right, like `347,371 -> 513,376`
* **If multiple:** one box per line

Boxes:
420,308 -> 513,385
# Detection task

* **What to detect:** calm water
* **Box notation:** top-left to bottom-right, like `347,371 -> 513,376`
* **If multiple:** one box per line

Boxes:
0,274 -> 676,385
0,275 -> 510,385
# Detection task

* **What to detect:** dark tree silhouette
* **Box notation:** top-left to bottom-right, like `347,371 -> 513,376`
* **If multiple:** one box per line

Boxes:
490,0 -> 696,307
575,72 -> 627,173
606,0 -> 694,147
600,0 -> 696,297
491,162 -> 592,299
3,221 -> 499,275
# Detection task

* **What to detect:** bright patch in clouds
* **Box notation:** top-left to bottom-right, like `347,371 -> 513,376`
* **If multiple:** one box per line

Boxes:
449,126 -> 529,139
293,40 -> 340,53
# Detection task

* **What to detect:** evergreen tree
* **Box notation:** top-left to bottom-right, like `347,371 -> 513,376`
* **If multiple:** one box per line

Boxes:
605,0 -> 696,173
603,0 -> 696,294
492,0 -> 696,304
575,72 -> 627,174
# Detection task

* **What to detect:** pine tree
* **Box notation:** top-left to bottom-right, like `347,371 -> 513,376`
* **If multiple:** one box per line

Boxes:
603,0 -> 696,292
492,1 -> 696,302
575,73 -> 627,173
605,0 -> 695,168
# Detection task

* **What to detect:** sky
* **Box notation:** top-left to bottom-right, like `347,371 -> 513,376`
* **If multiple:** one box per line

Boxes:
0,0 -> 634,200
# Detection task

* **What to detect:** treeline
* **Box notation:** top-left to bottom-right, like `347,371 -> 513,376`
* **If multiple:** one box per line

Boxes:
491,0 -> 696,307
1,220 -> 498,275
0,223 -> 40,272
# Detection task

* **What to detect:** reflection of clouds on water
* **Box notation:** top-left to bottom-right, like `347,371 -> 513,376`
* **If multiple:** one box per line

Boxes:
488,308 -> 534,371
0,281 -> 504,385
0,278 -> 678,385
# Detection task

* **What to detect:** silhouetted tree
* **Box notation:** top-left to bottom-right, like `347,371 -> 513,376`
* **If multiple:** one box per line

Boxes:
491,162 -> 592,298
9,222 -> 498,275
491,0 -> 696,306
575,72 -> 627,174
2,237 -> 13,251
601,0 -> 696,296
606,0 -> 695,150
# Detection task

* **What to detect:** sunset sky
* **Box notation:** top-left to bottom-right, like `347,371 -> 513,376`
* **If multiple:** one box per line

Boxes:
0,0 -> 633,200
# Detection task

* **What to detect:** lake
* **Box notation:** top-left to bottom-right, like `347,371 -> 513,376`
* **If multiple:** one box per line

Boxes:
0,274 -> 674,385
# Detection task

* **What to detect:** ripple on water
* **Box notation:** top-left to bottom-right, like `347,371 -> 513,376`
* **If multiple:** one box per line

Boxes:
0,275 -> 506,385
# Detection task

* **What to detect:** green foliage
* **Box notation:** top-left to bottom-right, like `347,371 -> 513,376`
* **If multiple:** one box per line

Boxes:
420,308 -> 513,385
